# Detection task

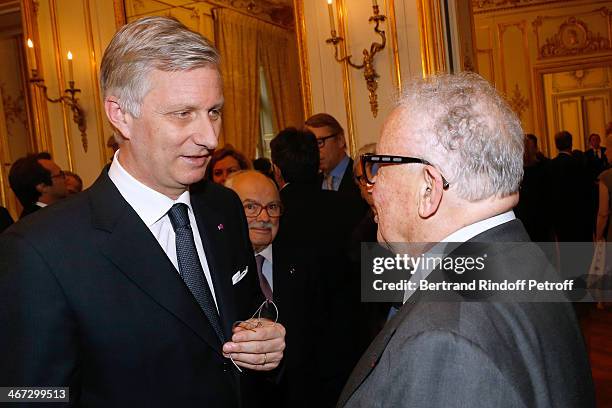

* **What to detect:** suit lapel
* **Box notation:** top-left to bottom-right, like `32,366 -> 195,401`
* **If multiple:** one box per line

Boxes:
89,171 -> 224,354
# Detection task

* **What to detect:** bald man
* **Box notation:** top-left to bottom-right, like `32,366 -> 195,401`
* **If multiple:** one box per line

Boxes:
226,170 -> 323,408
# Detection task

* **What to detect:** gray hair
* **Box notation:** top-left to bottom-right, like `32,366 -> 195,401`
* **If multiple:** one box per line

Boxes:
100,16 -> 220,118
397,72 -> 524,201
353,143 -> 377,174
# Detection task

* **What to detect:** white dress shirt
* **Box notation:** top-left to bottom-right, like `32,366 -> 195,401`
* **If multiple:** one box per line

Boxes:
256,244 -> 274,292
108,150 -> 218,310
403,210 -> 516,303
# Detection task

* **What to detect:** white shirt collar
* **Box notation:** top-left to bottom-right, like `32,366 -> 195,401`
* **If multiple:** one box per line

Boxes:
108,150 -> 192,226
402,210 -> 516,303
441,210 -> 516,243
256,244 -> 273,264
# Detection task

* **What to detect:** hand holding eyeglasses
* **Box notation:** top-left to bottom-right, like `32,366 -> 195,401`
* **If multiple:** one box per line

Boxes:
223,300 -> 285,371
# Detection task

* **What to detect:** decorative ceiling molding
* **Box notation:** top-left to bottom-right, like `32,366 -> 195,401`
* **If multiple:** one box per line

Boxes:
472,0 -> 572,15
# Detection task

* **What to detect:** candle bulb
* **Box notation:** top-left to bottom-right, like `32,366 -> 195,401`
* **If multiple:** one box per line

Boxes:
67,51 -> 74,84
327,0 -> 336,34
372,0 -> 378,6
27,38 -> 37,71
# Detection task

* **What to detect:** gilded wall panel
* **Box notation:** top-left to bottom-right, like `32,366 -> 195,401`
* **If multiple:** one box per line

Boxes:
584,93 -> 611,137
498,21 -> 534,129
551,67 -> 610,92
475,25 -> 495,84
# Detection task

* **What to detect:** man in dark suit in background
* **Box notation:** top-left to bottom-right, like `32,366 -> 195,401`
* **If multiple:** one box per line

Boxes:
0,16 -> 285,408
305,114 -> 366,206
270,128 -> 363,406
338,73 -> 594,407
226,170 -> 322,408
8,153 -> 67,218
549,130 -> 593,285
586,132 -> 608,179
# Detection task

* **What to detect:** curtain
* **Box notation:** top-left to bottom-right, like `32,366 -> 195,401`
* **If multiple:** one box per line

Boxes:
214,9 -> 260,159
258,25 -> 304,133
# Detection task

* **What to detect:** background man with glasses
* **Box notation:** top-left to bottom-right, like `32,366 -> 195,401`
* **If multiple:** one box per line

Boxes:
305,113 -> 362,198
338,73 -> 594,407
8,153 -> 67,219
226,169 -> 324,408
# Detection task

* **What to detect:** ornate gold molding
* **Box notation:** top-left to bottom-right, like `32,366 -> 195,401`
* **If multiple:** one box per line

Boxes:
113,0 -> 126,28
22,0 -> 52,154
417,0 -> 446,76
336,0 -> 356,156
507,83 -> 529,120
388,0 -> 402,92
473,0 -> 572,14
84,0 -> 109,166
293,0 -> 311,119
535,16 -> 611,59
50,0 -> 74,170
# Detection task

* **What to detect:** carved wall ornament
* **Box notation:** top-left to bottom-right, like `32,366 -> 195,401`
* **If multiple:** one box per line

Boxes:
0,83 -> 27,139
473,0 -> 571,14
538,17 -> 610,59
507,84 -> 529,120
569,69 -> 588,87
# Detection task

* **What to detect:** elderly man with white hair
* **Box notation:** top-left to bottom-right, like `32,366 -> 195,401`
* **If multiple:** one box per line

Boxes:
337,73 -> 594,408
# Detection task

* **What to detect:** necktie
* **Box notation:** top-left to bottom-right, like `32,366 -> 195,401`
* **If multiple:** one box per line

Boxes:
167,203 -> 224,342
324,174 -> 335,191
255,254 -> 273,301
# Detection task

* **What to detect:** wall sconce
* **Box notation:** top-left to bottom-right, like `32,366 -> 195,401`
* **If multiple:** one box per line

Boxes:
27,40 -> 88,151
325,0 -> 386,117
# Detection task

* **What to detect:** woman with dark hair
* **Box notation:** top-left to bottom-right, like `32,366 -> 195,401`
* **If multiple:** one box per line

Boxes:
205,144 -> 252,184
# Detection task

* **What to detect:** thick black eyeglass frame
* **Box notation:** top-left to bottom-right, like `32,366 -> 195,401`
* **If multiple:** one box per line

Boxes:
361,153 -> 450,189
316,133 -> 339,148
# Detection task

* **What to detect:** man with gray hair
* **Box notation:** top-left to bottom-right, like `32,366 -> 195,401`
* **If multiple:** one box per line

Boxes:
0,16 -> 285,407
338,73 -> 594,407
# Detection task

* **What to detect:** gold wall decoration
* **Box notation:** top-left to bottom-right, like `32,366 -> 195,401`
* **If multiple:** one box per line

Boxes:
568,69 -> 588,87
473,0 -> 572,14
507,83 -> 529,120
417,0 -> 446,76
325,2 -> 386,118
537,16 -> 611,58
113,0 -> 127,28
293,0 -> 312,119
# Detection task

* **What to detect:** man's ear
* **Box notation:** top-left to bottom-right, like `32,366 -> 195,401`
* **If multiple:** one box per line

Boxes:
417,166 -> 443,219
272,163 -> 285,187
104,97 -> 132,140
35,182 -> 49,195
338,132 -> 346,149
